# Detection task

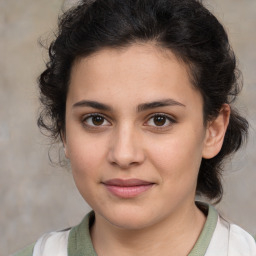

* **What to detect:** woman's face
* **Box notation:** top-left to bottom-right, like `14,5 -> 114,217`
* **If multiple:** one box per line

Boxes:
64,44 -> 209,229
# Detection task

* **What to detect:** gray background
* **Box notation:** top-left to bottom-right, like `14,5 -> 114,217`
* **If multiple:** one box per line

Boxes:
1,0 -> 255,255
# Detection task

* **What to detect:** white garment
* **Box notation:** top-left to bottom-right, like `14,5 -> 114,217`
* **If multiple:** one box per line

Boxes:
33,216 -> 256,256
205,216 -> 256,256
33,230 -> 70,256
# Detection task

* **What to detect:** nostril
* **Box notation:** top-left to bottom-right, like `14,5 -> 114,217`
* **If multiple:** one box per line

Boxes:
107,129 -> 146,168
108,148 -> 145,169
110,159 -> 140,169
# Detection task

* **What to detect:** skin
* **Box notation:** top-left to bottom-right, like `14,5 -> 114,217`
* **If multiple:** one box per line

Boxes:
63,43 -> 230,256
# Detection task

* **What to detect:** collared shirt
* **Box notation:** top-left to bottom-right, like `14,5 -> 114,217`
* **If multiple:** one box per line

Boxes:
14,203 -> 256,256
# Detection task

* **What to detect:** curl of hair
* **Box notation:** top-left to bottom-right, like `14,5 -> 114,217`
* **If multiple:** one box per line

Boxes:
38,0 -> 248,202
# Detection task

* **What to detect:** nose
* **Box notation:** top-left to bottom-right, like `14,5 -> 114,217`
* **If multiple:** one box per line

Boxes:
107,124 -> 145,169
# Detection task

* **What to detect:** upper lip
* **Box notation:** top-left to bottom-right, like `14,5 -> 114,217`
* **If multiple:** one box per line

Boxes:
102,179 -> 154,187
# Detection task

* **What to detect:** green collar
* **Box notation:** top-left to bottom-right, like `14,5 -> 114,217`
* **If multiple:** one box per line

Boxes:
68,211 -> 97,256
68,202 -> 218,256
189,203 -> 218,256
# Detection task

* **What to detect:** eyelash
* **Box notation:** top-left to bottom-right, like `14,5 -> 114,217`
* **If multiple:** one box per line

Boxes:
145,113 -> 176,128
82,113 -> 111,128
81,113 -> 176,130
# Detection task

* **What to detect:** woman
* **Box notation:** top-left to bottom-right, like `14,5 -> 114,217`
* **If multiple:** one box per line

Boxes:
15,0 -> 255,255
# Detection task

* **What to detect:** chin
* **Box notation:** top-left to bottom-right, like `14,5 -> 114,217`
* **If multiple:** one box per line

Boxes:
109,215 -> 155,230
98,205 -> 161,231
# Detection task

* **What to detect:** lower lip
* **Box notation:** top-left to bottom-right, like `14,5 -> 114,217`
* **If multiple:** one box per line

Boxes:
104,184 -> 154,198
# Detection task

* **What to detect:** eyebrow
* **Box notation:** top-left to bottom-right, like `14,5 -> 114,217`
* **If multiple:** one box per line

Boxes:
73,100 -> 112,111
72,98 -> 185,112
137,99 -> 185,112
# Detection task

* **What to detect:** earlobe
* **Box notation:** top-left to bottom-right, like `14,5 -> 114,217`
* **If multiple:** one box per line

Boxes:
202,104 -> 230,159
63,146 -> 68,157
61,131 -> 69,159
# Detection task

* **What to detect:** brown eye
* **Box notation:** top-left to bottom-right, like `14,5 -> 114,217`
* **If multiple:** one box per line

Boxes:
92,115 -> 104,126
146,114 -> 176,128
83,114 -> 111,127
153,115 -> 167,126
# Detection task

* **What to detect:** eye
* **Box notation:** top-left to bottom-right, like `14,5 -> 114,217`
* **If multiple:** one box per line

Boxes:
82,114 -> 111,127
146,114 -> 175,127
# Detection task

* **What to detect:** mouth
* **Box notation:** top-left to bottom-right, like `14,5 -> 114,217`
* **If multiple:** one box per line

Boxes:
102,179 -> 155,198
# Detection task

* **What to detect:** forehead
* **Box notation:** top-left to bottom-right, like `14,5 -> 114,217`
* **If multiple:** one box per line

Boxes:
72,43 -> 188,77
68,43 -> 202,108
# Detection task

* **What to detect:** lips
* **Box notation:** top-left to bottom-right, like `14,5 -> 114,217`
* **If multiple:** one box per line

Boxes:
102,179 -> 154,198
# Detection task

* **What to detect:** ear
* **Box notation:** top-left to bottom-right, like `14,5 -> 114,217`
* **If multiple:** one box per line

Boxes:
61,131 -> 69,159
202,104 -> 230,159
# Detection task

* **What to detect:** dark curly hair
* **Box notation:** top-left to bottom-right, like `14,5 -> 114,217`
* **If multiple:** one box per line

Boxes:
38,0 -> 248,202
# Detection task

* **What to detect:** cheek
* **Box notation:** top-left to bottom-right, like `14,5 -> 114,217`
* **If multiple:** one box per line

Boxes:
67,135 -> 106,181
147,130 -> 204,182
67,138 -> 105,206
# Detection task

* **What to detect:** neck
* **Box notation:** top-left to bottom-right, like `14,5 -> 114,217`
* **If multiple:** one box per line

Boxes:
91,202 -> 206,256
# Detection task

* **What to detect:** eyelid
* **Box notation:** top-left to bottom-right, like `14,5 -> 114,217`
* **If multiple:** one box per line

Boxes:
82,113 -> 112,127
144,113 -> 177,127
80,112 -> 176,130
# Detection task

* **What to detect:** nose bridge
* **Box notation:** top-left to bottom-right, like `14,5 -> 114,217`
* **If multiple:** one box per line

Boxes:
108,122 -> 144,168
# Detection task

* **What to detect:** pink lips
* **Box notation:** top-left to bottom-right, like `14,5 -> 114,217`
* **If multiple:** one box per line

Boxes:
102,179 -> 154,198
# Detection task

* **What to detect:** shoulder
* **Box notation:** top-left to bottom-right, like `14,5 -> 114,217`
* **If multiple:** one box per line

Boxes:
206,212 -> 256,256
194,203 -> 256,256
12,243 -> 35,256
13,229 -> 70,256
32,229 -> 70,256
228,223 -> 256,255
12,212 -> 94,256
